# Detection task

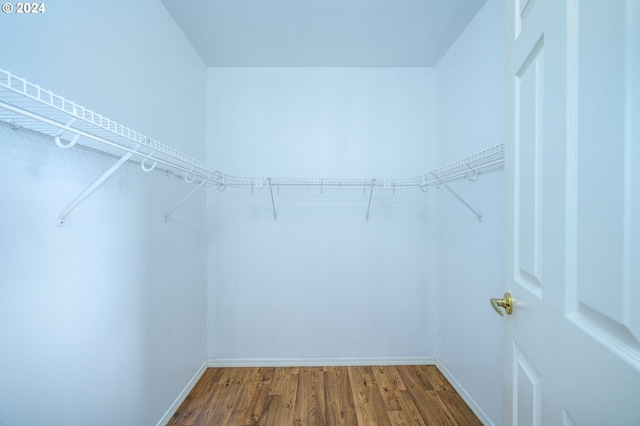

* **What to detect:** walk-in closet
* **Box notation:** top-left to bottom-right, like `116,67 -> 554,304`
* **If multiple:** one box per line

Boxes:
1,0 -> 638,425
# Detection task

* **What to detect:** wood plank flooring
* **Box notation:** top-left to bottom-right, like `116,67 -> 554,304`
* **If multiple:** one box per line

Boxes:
168,365 -> 482,426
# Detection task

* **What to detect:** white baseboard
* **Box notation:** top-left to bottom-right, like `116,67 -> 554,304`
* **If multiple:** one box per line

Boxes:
208,356 -> 435,368
157,360 -> 208,426
435,359 -> 494,426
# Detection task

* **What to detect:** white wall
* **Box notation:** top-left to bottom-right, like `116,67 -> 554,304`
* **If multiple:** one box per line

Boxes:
0,1 -> 207,425
434,0 -> 505,424
206,68 -> 437,363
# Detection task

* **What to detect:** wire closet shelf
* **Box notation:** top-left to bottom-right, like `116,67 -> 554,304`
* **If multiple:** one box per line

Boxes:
0,69 -> 504,222
0,69 -> 224,185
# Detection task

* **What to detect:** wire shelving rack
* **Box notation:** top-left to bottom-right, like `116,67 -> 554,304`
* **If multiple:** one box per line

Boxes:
0,69 -> 504,223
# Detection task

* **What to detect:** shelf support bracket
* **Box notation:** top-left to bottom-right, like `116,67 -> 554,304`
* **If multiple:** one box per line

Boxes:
164,180 -> 207,223
444,183 -> 482,222
57,148 -> 140,226
365,179 -> 375,222
268,178 -> 277,221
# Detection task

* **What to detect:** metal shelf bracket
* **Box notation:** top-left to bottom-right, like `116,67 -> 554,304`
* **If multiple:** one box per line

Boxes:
444,182 -> 482,222
268,178 -> 277,221
365,179 -> 376,222
164,180 -> 207,223
428,172 -> 482,222
57,147 -> 141,226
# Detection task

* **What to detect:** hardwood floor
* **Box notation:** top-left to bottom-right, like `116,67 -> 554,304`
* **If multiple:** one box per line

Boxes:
168,365 -> 482,426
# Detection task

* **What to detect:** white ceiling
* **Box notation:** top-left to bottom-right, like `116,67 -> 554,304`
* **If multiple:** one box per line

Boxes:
161,0 -> 486,67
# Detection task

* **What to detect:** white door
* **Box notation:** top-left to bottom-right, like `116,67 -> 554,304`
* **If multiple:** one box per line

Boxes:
503,0 -> 640,424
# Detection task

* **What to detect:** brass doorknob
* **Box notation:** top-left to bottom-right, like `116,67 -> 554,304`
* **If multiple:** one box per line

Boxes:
490,292 -> 513,317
